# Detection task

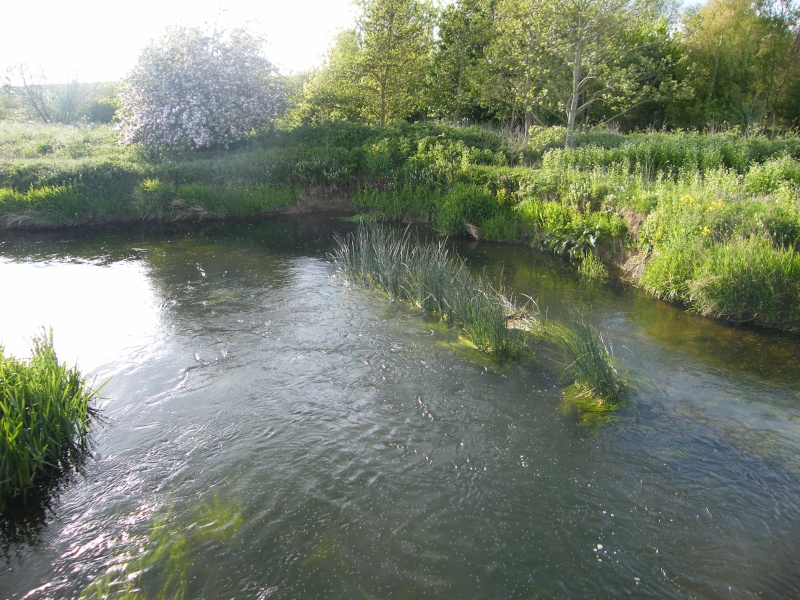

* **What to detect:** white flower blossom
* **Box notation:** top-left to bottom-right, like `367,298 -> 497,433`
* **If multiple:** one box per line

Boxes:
117,25 -> 288,150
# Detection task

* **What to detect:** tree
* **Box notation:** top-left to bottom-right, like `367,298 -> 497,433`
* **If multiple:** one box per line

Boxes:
482,0 -> 548,130
295,30 -> 368,123
356,0 -> 434,126
2,65 -> 100,124
427,0 -> 499,123
485,0 -> 680,144
677,0 -> 800,130
117,26 -> 287,150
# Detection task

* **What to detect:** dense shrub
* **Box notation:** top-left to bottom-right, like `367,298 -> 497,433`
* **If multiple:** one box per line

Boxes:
118,26 -> 287,150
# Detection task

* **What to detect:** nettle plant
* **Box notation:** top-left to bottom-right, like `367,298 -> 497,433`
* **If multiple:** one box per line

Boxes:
118,25 -> 287,150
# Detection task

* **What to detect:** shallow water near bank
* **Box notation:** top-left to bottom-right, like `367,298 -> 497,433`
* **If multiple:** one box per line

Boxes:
1,215 -> 799,598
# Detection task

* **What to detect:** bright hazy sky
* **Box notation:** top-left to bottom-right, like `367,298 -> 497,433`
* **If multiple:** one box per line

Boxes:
2,0 -> 357,84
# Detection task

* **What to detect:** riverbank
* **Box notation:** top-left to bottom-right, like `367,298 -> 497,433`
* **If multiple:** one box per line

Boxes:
1,121 -> 799,333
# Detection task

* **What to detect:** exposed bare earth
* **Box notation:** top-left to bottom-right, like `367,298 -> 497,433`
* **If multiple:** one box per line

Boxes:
279,185 -> 355,214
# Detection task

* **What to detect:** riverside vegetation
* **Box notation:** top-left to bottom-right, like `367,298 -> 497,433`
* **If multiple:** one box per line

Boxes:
0,331 -> 99,511
333,223 -> 626,409
2,121 -> 799,334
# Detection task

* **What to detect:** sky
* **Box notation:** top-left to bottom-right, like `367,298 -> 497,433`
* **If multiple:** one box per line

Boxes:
1,0 -> 357,84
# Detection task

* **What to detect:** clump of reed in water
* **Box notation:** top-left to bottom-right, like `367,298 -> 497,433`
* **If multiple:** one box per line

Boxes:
333,223 -> 627,409
545,316 -> 626,411
0,330 -> 100,510
333,223 -> 535,361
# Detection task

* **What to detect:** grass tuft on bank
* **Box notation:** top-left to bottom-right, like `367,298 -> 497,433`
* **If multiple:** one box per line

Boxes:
0,331 -> 100,511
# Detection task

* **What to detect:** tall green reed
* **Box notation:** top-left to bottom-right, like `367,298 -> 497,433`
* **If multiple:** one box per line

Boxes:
0,330 -> 100,510
332,223 -> 534,360
334,224 -> 626,406
545,316 -> 626,410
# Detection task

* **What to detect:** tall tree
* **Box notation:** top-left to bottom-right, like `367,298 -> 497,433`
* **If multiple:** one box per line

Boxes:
485,0 -> 679,144
678,0 -> 800,129
428,0 -> 498,123
482,0 -> 545,129
118,25 -> 287,149
296,30 -> 367,124
356,0 -> 434,126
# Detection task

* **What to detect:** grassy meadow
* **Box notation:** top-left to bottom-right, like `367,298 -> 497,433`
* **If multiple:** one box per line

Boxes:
1,121 -> 799,333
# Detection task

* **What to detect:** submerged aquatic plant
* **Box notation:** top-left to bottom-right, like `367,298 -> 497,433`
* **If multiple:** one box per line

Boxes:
80,493 -> 244,599
332,223 -> 536,360
0,330 -> 100,510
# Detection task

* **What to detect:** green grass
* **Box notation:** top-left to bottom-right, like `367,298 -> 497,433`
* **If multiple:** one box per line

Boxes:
333,223 -> 626,406
689,235 -> 800,332
332,222 -> 534,361
545,317 -> 626,409
0,331 -> 100,510
130,179 -> 300,221
578,251 -> 609,282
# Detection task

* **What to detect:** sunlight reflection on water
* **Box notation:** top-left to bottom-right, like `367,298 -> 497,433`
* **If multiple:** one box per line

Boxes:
0,259 -> 161,376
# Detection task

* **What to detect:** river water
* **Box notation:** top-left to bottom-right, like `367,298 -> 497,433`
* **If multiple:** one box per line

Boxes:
0,215 -> 798,598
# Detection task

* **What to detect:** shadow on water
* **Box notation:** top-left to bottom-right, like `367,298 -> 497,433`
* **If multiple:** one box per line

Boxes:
0,445 -> 95,562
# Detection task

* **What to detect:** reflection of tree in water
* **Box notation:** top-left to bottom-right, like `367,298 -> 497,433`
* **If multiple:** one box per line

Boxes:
0,214 -> 353,264
140,216 -> 356,327
1,214 -> 357,321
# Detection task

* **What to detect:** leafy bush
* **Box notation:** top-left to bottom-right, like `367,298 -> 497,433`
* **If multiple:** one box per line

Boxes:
517,198 -> 627,258
743,155 -> 800,194
524,126 -> 567,163
118,25 -> 287,149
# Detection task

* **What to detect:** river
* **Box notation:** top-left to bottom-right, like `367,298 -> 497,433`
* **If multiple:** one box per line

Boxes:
1,215 -> 798,598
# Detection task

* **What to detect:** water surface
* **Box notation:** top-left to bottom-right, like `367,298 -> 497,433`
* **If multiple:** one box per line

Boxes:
1,215 -> 798,598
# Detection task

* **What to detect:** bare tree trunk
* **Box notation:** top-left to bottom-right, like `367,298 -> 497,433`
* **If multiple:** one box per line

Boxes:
566,38 -> 583,149
380,83 -> 387,127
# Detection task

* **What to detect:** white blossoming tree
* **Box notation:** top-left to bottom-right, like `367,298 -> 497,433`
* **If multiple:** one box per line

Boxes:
118,26 -> 287,150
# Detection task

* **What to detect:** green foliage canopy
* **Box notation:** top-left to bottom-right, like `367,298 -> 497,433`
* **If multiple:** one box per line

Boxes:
298,0 -> 434,126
